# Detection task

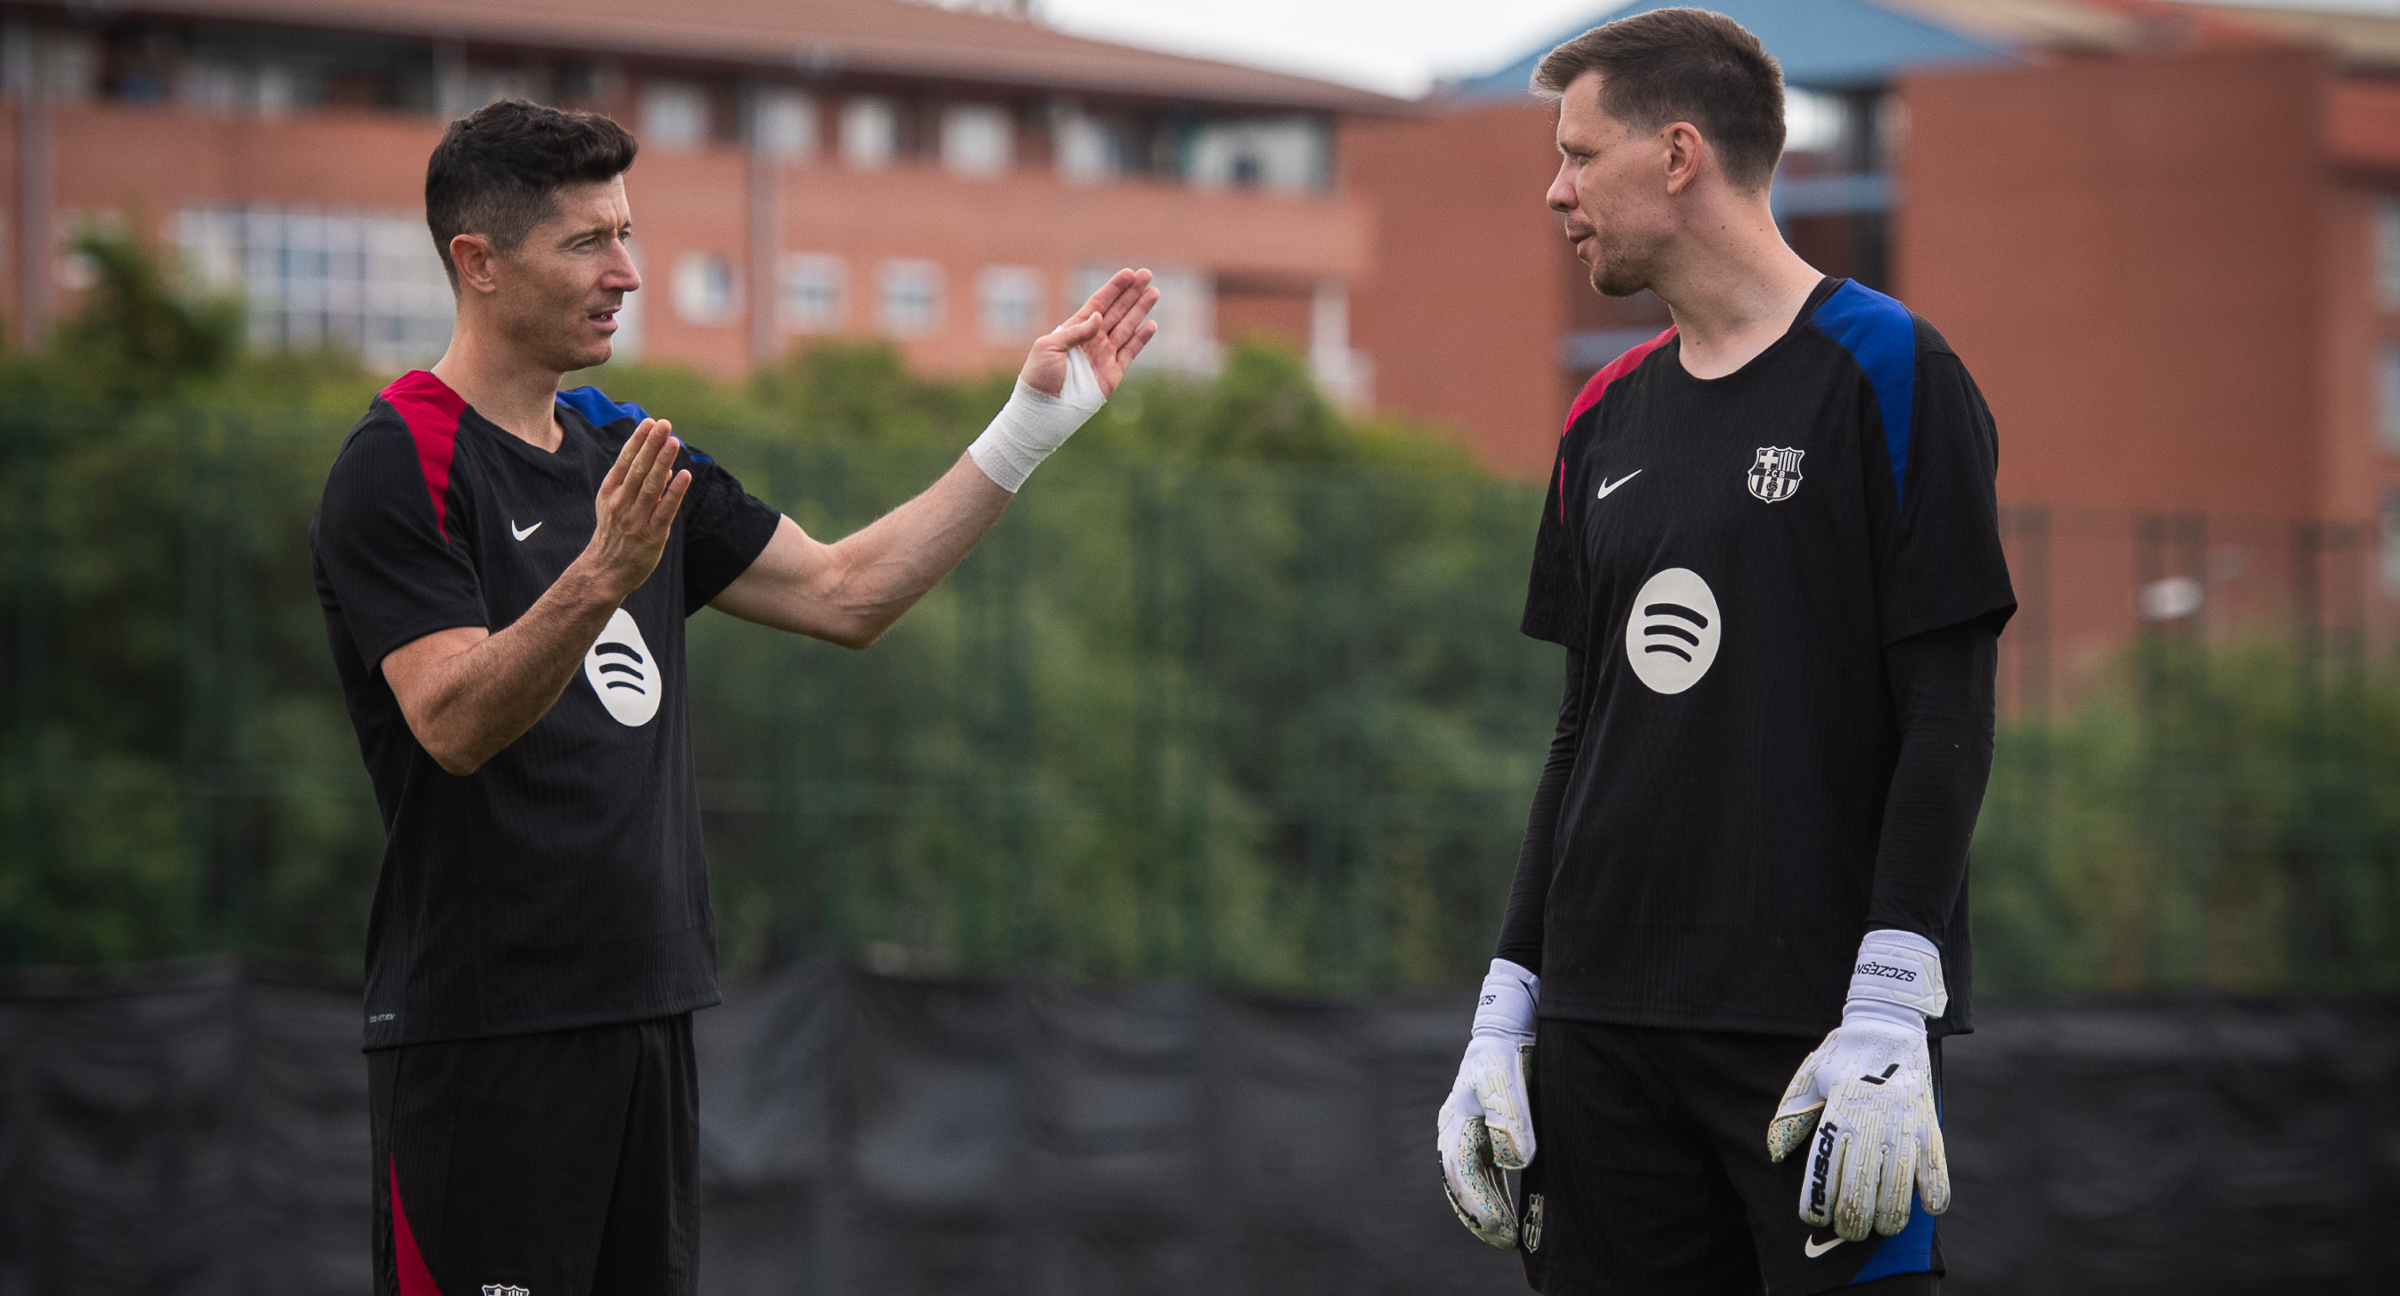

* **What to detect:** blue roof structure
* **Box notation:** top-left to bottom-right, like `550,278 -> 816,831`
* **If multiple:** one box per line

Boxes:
1448,0 -> 2015,98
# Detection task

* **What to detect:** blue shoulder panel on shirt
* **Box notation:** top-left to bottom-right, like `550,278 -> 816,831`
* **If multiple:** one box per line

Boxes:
1812,281 -> 1916,507
554,386 -> 713,463
555,386 -> 651,432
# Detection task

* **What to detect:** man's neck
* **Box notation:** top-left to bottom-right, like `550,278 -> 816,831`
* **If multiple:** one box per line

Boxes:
1651,203 -> 1825,382
430,326 -> 565,452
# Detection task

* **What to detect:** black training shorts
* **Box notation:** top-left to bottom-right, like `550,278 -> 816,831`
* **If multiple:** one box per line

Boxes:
370,1013 -> 698,1296
1517,1019 -> 1943,1296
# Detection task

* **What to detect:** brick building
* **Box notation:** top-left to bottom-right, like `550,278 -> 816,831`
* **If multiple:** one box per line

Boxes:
1347,0 -> 2400,680
1353,0 -> 2400,515
0,0 -> 1394,394
1348,0 -> 2013,478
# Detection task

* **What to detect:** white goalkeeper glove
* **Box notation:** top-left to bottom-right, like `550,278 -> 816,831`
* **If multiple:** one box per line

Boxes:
1437,958 -> 1539,1248
1768,929 -> 1952,1241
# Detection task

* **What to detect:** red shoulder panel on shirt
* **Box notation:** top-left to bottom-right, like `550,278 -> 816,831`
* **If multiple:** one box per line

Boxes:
380,369 -> 468,545
1557,326 -> 1676,520
1564,327 -> 1677,436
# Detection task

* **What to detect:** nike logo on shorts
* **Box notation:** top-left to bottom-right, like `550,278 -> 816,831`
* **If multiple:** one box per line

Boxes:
511,520 -> 542,541
1596,471 -> 1642,500
1804,1233 -> 1844,1258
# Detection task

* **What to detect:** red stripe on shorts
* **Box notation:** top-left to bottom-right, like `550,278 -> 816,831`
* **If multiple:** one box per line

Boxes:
389,1160 -> 445,1296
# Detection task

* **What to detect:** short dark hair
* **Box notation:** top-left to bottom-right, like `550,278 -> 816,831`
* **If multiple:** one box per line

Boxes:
424,99 -> 638,287
1532,8 -> 1785,192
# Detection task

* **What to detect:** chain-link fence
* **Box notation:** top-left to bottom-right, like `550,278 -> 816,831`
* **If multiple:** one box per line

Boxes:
4,403 -> 2399,994
1980,507 -> 2400,995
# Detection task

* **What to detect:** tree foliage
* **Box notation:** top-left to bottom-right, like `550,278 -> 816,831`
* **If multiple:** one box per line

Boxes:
7,236 -> 2398,997
0,234 -> 1552,987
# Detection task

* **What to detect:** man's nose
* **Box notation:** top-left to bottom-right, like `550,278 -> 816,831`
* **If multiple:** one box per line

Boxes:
607,250 -> 642,291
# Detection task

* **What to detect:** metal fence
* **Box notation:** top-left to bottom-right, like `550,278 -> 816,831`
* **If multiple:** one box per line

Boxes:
3,403 -> 2398,994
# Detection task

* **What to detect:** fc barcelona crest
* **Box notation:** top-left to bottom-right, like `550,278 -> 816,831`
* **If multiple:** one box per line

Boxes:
1747,446 -> 1804,502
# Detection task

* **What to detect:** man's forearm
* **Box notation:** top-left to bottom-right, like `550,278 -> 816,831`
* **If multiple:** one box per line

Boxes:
397,559 -> 628,774
1864,621 -> 1999,939
825,453 -> 1012,640
1496,648 -> 1585,970
719,452 -> 1012,649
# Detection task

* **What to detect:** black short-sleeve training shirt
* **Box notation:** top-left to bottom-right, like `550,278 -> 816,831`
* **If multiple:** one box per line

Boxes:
310,371 -> 782,1049
1521,278 -> 2014,1037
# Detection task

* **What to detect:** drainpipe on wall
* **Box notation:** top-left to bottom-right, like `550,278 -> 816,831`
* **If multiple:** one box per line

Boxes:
5,17 -> 48,351
745,81 -> 780,371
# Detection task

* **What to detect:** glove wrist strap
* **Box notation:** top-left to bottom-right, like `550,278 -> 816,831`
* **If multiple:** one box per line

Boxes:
1842,928 -> 1946,1028
1472,958 -> 1539,1042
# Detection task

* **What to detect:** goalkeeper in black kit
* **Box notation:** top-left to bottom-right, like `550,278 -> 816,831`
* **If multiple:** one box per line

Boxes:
1435,10 -> 2013,1295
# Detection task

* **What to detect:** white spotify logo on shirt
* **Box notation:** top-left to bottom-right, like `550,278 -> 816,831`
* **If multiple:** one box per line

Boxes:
1625,568 -> 1721,694
584,608 -> 662,727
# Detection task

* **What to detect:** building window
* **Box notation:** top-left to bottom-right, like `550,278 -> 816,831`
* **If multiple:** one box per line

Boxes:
2382,492 -> 2400,602
1784,88 -> 1849,157
940,104 -> 1013,178
782,254 -> 846,332
2381,344 -> 2400,454
978,266 -> 1043,341
1185,117 -> 1327,193
180,59 -> 307,117
175,206 -> 455,366
1056,110 -> 1142,184
672,252 -> 739,325
435,63 -> 538,120
642,82 -> 710,152
841,97 -> 899,169
757,90 -> 817,161
878,259 -> 943,336
2379,197 -> 2400,311
35,32 -> 98,102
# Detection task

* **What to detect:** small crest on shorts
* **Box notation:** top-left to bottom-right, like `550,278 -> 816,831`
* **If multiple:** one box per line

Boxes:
1747,446 -> 1805,503
1522,1192 -> 1545,1252
483,1286 -> 529,1296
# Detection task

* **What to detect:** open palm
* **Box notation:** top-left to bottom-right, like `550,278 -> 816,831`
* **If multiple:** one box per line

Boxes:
1019,267 -> 1161,399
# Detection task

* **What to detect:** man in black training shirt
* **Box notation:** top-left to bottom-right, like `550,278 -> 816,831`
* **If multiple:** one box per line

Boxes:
1433,12 -> 2013,1295
310,101 -> 1158,1296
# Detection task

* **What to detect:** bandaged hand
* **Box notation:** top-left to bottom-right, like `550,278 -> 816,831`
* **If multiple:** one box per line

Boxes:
1438,958 -> 1539,1248
968,267 -> 1157,492
966,350 -> 1103,492
1768,929 -> 1951,1241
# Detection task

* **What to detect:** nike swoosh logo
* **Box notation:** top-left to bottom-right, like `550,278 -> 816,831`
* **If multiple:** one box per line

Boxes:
1804,1234 -> 1845,1259
511,520 -> 542,541
1596,471 -> 1642,500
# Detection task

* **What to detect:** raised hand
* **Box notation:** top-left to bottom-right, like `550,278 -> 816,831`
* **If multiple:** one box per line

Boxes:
1019,267 -> 1161,399
584,417 -> 692,599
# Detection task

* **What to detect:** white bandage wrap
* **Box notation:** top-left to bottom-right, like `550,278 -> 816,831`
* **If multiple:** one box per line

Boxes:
1438,958 -> 1540,1249
1768,929 -> 1952,1241
966,347 -> 1105,493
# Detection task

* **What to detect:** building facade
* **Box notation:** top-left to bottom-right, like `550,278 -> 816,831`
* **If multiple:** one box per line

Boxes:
1346,0 -> 2400,681
0,0 -> 1394,395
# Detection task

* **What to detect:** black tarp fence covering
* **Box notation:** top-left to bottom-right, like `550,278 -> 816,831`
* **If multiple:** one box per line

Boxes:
1,960 -> 2395,1296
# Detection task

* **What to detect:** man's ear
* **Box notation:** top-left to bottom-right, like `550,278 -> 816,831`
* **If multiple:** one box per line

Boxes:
449,233 -> 500,296
1661,121 -> 1706,197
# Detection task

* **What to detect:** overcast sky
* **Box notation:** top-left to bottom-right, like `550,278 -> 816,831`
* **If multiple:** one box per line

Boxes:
1034,0 -> 2380,99
1035,0 -> 1617,98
